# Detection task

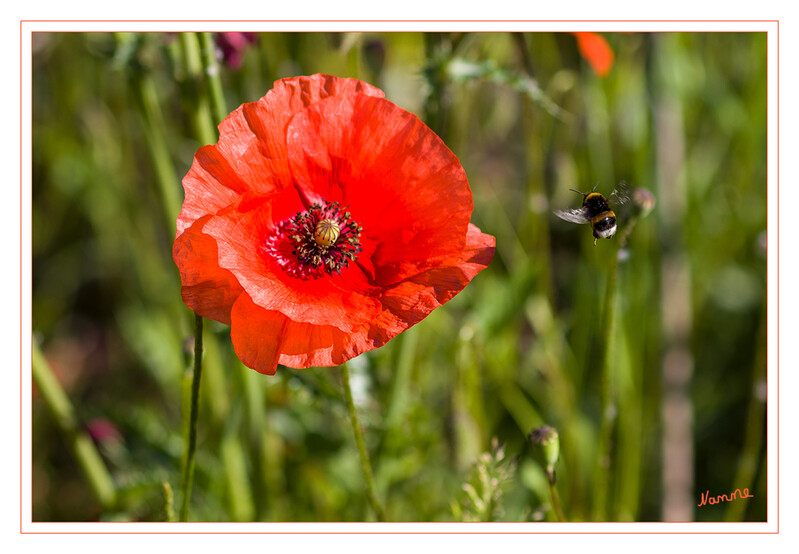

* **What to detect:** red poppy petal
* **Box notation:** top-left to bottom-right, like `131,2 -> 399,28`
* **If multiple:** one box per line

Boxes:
230,292 -> 357,373
177,74 -> 385,237
263,73 -> 385,122
230,293 -> 286,374
173,214 -> 244,325
371,223 -> 495,342
573,32 -> 615,78
176,123 -> 293,238
230,292 -> 388,372
286,93 -> 473,286
214,75 -> 386,195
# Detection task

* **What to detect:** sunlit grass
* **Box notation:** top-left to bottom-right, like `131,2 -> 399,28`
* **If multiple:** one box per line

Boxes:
31,31 -> 767,522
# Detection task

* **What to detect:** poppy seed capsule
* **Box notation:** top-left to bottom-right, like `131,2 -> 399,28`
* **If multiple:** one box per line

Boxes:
314,218 -> 340,247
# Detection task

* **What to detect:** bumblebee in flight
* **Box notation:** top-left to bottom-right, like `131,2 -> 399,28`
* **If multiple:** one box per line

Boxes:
554,182 -> 630,245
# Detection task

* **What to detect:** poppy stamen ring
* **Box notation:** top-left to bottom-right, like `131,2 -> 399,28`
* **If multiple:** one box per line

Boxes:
266,199 -> 362,279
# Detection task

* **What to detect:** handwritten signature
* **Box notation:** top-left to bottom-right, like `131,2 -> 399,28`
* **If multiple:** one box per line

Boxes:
698,488 -> 754,507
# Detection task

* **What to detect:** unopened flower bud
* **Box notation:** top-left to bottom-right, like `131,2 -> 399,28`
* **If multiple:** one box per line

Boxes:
633,187 -> 656,217
529,425 -> 560,482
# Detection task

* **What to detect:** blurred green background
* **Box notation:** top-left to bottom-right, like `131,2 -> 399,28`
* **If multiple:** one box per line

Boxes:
31,31 -> 767,522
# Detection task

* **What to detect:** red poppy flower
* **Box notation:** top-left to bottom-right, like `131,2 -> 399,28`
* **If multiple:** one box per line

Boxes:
572,32 -> 615,78
173,74 -> 495,374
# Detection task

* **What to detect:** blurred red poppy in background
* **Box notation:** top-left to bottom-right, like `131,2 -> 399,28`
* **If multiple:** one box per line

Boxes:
174,74 -> 495,374
573,32 -> 615,77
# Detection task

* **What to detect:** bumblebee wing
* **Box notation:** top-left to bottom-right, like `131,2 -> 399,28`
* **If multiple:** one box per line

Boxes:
610,181 -> 632,207
553,207 -> 591,224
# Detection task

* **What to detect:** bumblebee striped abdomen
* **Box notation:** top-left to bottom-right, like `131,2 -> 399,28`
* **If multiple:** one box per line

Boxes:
584,192 -> 617,240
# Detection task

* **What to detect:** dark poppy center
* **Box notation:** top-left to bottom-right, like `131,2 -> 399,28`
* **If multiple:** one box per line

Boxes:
266,200 -> 362,279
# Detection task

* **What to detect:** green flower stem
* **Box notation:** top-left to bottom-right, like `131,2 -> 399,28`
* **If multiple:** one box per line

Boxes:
199,32 -> 228,125
179,33 -> 217,146
548,479 -> 567,522
240,363 -> 270,519
341,363 -> 386,521
725,297 -> 767,522
422,33 -> 449,138
591,206 -> 650,520
134,71 -> 181,235
179,313 -> 204,521
220,409 -> 256,522
592,246 -> 620,521
31,340 -> 117,510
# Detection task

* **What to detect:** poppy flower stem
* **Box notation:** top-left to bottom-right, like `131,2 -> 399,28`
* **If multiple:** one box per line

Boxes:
179,313 -> 204,521
341,363 -> 386,521
548,479 -> 567,522
199,32 -> 228,125
178,33 -> 217,146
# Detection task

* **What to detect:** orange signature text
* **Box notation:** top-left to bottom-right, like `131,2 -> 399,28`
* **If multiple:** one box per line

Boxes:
697,488 -> 754,507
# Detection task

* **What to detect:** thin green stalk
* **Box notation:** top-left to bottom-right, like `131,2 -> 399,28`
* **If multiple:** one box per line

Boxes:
725,296 -> 767,522
613,331 -> 644,520
591,200 -> 653,520
345,34 -> 362,79
241,362 -> 274,520
341,363 -> 386,521
179,313 -> 204,521
548,479 -> 567,522
179,33 -> 217,146
422,33 -> 449,138
592,247 -> 620,521
220,404 -> 255,521
135,72 -> 182,235
199,32 -> 229,125
32,340 -> 117,510
384,330 -> 417,444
